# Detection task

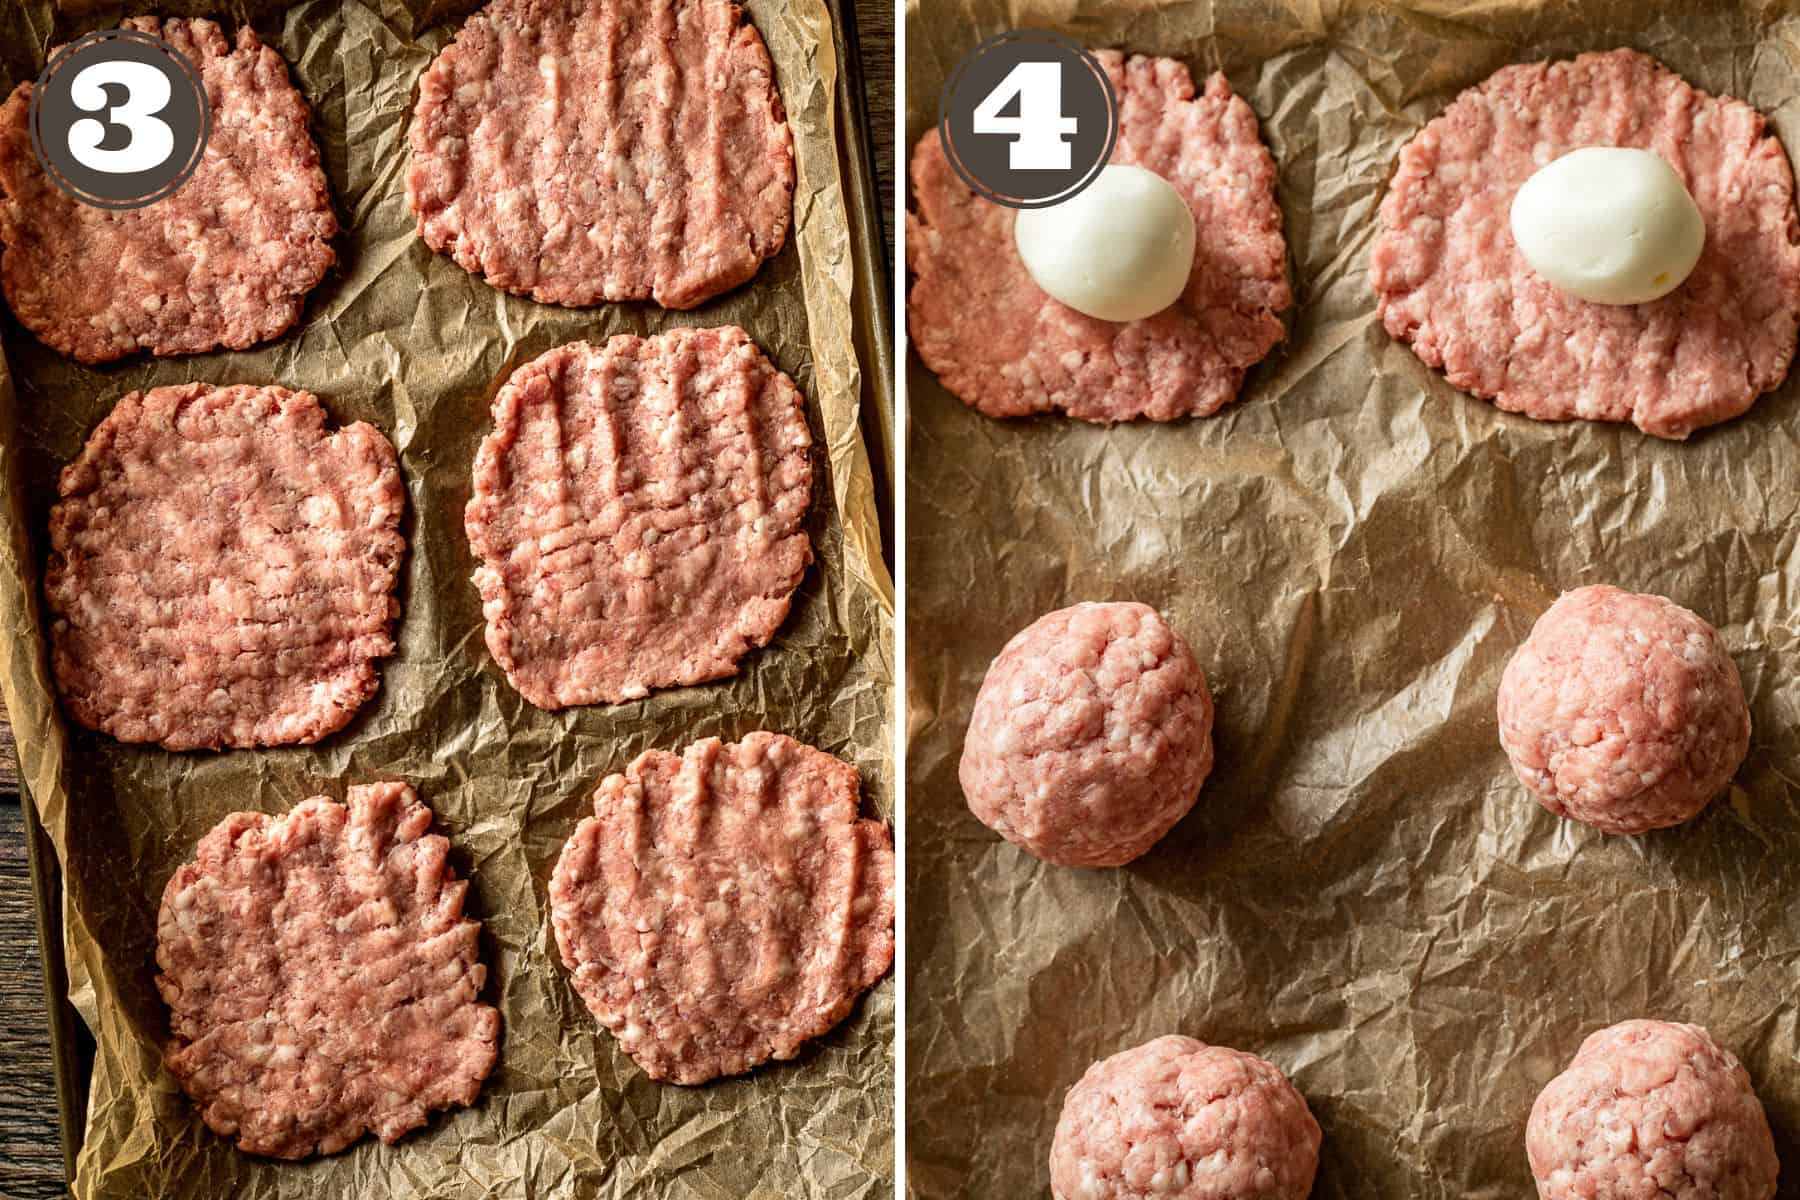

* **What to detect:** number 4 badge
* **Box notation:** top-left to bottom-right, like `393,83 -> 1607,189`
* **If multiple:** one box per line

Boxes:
939,32 -> 1117,210
973,61 -> 1080,171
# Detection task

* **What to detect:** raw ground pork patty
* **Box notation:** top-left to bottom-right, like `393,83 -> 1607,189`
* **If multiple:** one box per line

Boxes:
549,732 -> 895,1084
1497,585 -> 1749,835
1051,1035 -> 1321,1200
1528,1020 -> 1777,1200
157,782 -> 500,1159
907,51 -> 1290,423
407,0 -> 793,309
0,18 -> 336,364
1372,48 -> 1800,439
959,602 -> 1214,867
465,326 -> 811,709
46,383 -> 404,751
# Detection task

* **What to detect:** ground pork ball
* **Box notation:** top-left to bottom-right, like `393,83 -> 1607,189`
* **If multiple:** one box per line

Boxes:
1051,1035 -> 1320,1200
959,602 -> 1214,867
1528,1020 -> 1778,1200
1497,585 -> 1749,834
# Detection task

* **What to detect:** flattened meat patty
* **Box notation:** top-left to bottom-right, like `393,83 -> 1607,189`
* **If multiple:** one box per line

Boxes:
1372,48 -> 1800,439
157,783 -> 500,1159
549,733 -> 895,1084
465,326 -> 811,709
0,19 -> 336,364
907,51 -> 1290,422
47,383 -> 404,751
407,0 -> 793,309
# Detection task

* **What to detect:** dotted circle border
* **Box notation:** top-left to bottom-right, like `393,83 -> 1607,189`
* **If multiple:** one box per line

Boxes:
28,29 -> 213,212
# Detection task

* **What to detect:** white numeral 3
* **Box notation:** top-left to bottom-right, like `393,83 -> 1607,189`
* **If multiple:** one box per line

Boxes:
67,60 -> 175,174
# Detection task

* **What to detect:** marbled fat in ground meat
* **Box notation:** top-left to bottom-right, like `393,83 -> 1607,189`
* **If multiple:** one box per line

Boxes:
465,326 -> 811,709
1372,48 -> 1800,439
1051,1035 -> 1321,1200
1497,585 -> 1749,835
1528,1020 -> 1777,1200
0,19 -> 336,364
908,51 -> 1290,422
46,383 -> 405,751
959,602 -> 1214,867
549,733 -> 895,1084
157,783 -> 500,1159
407,0 -> 793,309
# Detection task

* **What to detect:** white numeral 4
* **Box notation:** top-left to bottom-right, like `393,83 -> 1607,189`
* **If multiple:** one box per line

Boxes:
67,60 -> 175,174
972,61 -> 1078,171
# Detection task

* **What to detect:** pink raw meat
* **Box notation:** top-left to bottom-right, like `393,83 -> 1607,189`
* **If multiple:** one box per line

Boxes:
908,51 -> 1290,422
157,782 -> 500,1159
1051,1035 -> 1321,1200
959,602 -> 1214,867
1497,585 -> 1749,835
464,326 -> 812,709
407,0 -> 792,309
46,383 -> 405,751
1528,1020 -> 1777,1200
0,19 -> 335,364
1372,49 -> 1800,439
549,733 -> 895,1084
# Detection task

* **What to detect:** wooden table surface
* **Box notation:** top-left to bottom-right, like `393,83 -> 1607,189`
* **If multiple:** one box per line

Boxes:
853,0 -> 896,235
0,721 -> 59,1200
0,7 -> 895,1194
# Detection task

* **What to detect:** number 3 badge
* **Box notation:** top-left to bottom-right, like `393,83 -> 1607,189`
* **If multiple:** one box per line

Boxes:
29,28 -> 211,210
937,31 -> 1117,210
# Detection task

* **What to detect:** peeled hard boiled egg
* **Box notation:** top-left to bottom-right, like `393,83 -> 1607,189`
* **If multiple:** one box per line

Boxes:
1509,146 -> 1705,306
1013,164 -> 1196,322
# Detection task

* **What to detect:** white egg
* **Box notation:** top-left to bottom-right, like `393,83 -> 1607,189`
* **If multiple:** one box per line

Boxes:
1013,164 -> 1197,322
1509,146 -> 1705,306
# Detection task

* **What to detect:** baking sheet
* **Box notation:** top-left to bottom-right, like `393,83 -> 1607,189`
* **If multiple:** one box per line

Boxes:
903,1 -> 1800,1196
0,0 -> 897,1195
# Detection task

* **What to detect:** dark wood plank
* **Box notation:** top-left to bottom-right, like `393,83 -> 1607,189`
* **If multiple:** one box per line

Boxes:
0,719 -> 16,794
0,736 -> 66,1198
853,0 -> 896,242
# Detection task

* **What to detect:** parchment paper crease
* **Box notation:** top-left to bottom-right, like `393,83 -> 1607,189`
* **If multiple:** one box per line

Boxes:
905,2 -> 1800,1196
0,0 -> 896,1195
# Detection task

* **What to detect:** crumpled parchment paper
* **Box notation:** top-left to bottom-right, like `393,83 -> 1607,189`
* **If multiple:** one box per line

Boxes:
905,2 -> 1800,1196
0,0 -> 896,1195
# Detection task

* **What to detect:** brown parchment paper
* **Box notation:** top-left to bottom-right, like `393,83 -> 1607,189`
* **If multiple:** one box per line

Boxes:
905,1 -> 1800,1196
0,0 -> 896,1194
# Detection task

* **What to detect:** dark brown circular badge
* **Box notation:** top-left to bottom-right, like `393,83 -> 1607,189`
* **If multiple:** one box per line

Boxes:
29,28 -> 211,211
937,30 -> 1118,210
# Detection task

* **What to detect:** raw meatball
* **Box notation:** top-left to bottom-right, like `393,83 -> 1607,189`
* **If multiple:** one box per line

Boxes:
1051,1035 -> 1320,1200
1528,1020 -> 1777,1200
1497,585 -> 1749,834
959,602 -> 1213,867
